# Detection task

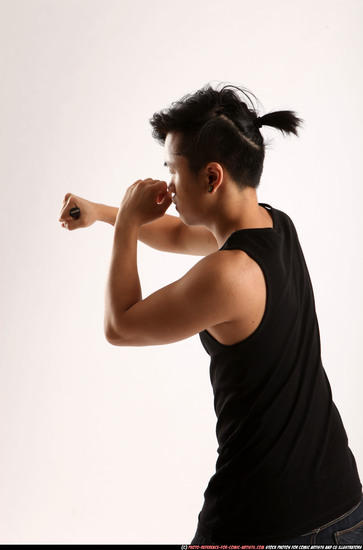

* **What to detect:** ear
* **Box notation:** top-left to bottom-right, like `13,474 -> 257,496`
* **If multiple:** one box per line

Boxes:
205,162 -> 223,194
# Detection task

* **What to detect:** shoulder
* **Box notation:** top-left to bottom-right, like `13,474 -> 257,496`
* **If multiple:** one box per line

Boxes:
196,247 -> 262,275
190,249 -> 266,344
185,247 -> 265,297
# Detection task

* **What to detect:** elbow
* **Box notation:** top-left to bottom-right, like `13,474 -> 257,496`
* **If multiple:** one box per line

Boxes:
104,322 -> 150,347
105,332 -> 120,347
104,315 -> 148,347
104,320 -> 128,347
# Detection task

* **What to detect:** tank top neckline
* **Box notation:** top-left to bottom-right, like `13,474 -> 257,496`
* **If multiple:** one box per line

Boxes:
220,203 -> 276,251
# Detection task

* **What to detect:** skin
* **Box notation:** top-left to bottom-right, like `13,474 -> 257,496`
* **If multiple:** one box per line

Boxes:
58,196 -> 218,255
101,131 -> 273,347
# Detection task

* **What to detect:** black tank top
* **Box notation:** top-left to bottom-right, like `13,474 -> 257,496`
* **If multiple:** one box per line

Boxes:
197,204 -> 361,543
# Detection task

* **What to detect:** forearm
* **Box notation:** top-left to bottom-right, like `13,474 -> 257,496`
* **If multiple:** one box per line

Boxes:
95,203 -> 183,251
95,203 -> 175,244
104,220 -> 141,342
96,203 -> 119,226
95,203 -> 217,255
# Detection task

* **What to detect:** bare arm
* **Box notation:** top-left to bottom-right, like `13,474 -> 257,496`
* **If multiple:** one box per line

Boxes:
104,179 -> 238,346
139,215 -> 218,255
59,193 -> 218,256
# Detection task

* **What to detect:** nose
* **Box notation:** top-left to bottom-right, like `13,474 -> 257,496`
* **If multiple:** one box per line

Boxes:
168,182 -> 176,194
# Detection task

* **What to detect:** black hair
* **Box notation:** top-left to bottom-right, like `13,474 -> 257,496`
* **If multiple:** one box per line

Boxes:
149,83 -> 303,189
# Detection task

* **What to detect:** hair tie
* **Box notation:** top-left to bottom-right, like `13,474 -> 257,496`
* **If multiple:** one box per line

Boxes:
255,117 -> 263,129
214,107 -> 225,117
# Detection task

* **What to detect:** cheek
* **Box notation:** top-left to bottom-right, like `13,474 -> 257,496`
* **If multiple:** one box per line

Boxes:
173,175 -> 182,193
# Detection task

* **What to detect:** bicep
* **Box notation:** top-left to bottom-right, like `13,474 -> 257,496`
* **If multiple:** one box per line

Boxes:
106,255 -> 233,346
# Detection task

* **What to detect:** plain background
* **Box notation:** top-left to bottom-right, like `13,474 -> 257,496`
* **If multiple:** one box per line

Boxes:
0,0 -> 362,544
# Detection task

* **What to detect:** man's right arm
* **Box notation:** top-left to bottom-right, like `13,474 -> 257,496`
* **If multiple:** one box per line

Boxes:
59,194 -> 218,256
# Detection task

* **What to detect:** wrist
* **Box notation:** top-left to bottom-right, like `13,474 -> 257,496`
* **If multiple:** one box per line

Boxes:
96,203 -> 119,226
115,209 -> 142,232
114,212 -> 141,239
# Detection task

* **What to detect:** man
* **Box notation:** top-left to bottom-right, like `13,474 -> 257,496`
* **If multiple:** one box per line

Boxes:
59,83 -> 363,543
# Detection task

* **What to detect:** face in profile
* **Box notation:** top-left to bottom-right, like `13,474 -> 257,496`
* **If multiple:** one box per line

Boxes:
164,132 -> 211,226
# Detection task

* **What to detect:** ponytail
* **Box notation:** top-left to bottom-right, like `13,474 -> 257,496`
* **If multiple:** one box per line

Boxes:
257,110 -> 303,136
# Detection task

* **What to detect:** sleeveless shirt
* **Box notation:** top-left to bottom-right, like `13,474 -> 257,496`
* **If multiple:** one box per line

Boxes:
196,204 -> 361,543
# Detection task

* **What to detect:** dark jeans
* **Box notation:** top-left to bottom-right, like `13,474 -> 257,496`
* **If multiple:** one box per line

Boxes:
190,496 -> 363,544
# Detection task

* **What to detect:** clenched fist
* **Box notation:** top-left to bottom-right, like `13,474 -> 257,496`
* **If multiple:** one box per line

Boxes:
58,193 -> 98,230
116,178 -> 172,228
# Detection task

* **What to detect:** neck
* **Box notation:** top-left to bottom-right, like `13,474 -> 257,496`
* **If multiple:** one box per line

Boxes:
205,186 -> 273,248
